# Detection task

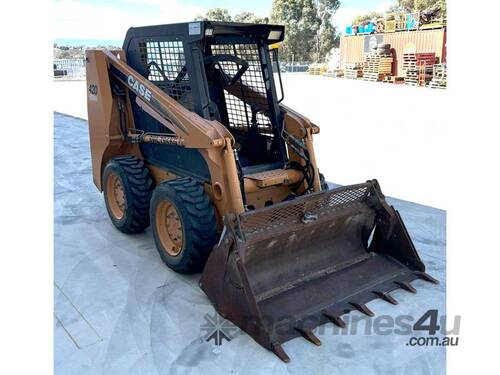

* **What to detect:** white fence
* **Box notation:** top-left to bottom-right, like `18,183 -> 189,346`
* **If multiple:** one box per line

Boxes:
54,59 -> 86,79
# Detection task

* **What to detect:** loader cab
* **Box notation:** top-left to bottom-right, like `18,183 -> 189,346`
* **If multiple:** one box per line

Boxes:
123,21 -> 286,173
201,23 -> 286,170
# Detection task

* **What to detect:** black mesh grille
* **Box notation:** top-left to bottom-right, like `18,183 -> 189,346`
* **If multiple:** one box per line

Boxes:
239,184 -> 371,236
211,43 -> 273,136
139,40 -> 193,110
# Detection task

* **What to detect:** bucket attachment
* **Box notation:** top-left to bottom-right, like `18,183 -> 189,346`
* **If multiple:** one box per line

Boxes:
200,180 -> 437,362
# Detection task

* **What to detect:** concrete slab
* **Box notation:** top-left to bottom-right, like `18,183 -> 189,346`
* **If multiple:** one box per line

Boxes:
54,112 -> 446,374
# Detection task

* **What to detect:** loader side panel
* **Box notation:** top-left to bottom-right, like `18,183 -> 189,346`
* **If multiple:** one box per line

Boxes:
85,50 -> 139,190
138,142 -> 211,183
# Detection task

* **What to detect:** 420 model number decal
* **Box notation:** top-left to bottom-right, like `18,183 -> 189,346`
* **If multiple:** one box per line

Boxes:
88,84 -> 98,96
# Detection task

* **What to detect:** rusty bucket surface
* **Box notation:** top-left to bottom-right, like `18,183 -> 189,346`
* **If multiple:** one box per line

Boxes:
200,180 -> 437,362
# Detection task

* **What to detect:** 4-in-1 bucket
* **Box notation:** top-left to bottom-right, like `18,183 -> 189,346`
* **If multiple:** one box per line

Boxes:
200,180 -> 437,362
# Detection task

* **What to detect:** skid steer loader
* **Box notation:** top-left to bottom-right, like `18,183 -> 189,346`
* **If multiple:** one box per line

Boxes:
85,21 -> 437,362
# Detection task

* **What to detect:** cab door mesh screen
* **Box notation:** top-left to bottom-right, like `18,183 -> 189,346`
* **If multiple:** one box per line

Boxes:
211,44 -> 273,136
139,40 -> 193,111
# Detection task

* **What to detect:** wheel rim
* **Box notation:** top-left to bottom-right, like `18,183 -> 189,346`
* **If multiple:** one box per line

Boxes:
107,173 -> 126,220
156,199 -> 183,256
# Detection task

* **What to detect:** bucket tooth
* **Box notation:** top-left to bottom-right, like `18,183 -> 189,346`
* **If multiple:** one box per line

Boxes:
373,291 -> 398,305
323,312 -> 346,328
414,271 -> 439,284
395,281 -> 417,294
295,328 -> 321,346
271,342 -> 290,363
350,302 -> 375,317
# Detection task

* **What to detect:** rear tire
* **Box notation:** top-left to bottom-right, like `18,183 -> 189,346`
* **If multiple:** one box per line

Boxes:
151,178 -> 218,273
103,156 -> 153,233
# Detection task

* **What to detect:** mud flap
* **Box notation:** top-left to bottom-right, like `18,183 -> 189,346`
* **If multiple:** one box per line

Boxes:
199,180 -> 437,362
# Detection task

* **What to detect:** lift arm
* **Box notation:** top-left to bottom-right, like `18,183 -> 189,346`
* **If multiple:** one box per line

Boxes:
103,49 -> 233,149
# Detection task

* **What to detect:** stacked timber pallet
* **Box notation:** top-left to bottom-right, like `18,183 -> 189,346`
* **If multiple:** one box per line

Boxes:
344,63 -> 364,79
363,52 -> 393,82
428,63 -> 447,89
333,68 -> 344,78
402,53 -> 419,85
308,63 -> 327,75
403,53 -> 437,86
382,76 -> 405,84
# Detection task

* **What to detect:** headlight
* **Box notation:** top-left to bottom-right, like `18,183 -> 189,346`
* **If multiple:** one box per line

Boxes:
268,30 -> 282,40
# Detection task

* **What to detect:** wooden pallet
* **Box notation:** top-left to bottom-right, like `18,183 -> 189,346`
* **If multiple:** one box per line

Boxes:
403,53 -> 437,86
405,74 -> 433,86
345,62 -> 365,79
402,53 -> 437,68
363,72 -> 391,82
382,76 -> 405,84
428,63 -> 447,89
363,52 -> 393,81
428,82 -> 446,89
403,53 -> 436,58
345,72 -> 363,79
345,70 -> 363,79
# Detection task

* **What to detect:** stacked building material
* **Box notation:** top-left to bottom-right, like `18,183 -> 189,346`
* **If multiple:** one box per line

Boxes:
419,16 -> 447,30
332,68 -> 344,78
403,53 -> 437,86
376,20 -> 385,33
428,63 -> 447,89
382,76 -> 405,84
362,52 -> 393,82
308,63 -> 327,75
403,54 -> 418,85
344,62 -> 364,79
385,19 -> 396,33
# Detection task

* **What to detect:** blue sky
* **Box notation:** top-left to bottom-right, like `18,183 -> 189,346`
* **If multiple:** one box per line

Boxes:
54,0 -> 394,41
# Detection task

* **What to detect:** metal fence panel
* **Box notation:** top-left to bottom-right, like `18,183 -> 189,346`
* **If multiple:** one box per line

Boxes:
53,58 -> 86,79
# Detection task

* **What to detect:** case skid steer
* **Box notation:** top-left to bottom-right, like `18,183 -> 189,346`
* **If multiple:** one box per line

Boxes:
85,21 -> 437,362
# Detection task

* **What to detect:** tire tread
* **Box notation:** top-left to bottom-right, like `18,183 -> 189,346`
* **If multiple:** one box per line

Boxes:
153,177 -> 218,273
104,156 -> 153,234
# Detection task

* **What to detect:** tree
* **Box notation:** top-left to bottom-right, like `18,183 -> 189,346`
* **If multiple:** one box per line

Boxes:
234,12 -> 269,24
353,0 -> 446,25
271,0 -> 340,63
271,0 -> 319,63
414,0 -> 446,16
352,11 -> 384,25
195,8 -> 232,22
397,0 -> 415,12
317,0 -> 341,61
389,0 -> 447,17
195,9 -> 269,23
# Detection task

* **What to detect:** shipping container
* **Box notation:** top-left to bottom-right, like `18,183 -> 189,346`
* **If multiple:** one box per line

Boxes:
339,29 -> 446,77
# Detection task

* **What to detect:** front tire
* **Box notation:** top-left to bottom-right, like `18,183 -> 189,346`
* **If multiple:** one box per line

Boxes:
151,178 -> 218,273
103,156 -> 153,233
